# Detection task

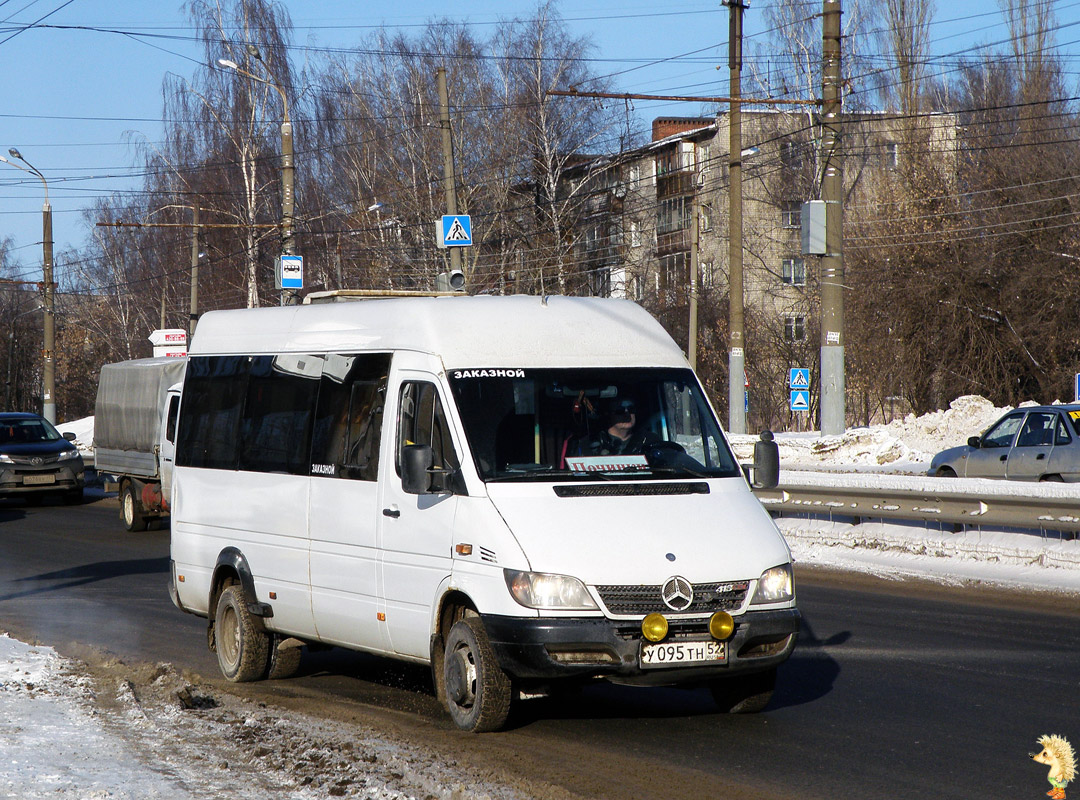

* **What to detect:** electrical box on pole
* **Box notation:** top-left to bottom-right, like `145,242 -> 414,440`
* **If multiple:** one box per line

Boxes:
801,200 -> 827,255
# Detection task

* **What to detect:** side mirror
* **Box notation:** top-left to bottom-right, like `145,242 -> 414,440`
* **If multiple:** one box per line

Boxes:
752,430 -> 780,489
401,445 -> 435,494
62,431 -> 76,441
967,436 -> 982,449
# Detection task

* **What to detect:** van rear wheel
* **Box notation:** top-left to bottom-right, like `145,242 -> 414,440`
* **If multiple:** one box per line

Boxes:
443,617 -> 512,732
710,667 -> 777,714
214,585 -> 270,682
121,484 -> 148,532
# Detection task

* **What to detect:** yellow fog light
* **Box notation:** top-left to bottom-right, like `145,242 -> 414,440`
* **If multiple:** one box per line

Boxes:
709,611 -> 735,640
641,613 -> 669,642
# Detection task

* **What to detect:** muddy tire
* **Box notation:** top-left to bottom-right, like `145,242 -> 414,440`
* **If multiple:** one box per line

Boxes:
214,585 -> 269,682
443,617 -> 512,733
266,636 -> 303,680
121,483 -> 148,532
710,667 -> 777,714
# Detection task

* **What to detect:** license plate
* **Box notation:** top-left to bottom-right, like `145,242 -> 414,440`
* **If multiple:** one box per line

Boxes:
23,474 -> 55,485
641,639 -> 726,668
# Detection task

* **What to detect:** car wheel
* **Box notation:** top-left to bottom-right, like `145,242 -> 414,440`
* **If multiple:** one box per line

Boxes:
935,467 -> 957,478
443,617 -> 512,732
266,636 -> 303,680
120,483 -> 149,532
1039,474 -> 1064,482
214,585 -> 270,682
710,667 -> 777,714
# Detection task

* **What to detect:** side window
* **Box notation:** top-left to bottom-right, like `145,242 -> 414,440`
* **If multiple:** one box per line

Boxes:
396,382 -> 460,477
981,412 -> 1024,448
237,355 -> 321,475
309,353 -> 391,481
164,395 -> 180,444
1016,412 -> 1055,448
1055,415 -> 1072,446
176,355 -> 249,469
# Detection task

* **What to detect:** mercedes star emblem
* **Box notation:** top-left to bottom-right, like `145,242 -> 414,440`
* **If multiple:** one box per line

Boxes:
661,575 -> 694,611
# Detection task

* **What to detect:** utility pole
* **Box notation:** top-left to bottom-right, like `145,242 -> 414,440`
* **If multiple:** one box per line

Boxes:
725,0 -> 748,435
437,67 -> 462,280
819,0 -> 845,435
189,206 -> 200,335
689,194 -> 700,370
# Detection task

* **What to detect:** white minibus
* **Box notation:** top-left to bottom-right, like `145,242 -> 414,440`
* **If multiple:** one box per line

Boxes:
169,295 -> 800,732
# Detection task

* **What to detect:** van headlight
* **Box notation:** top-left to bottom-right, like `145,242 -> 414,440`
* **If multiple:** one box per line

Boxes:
751,564 -> 794,605
504,569 -> 598,610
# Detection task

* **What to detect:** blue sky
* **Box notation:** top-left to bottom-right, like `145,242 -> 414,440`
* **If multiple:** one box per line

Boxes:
0,0 -> 1075,275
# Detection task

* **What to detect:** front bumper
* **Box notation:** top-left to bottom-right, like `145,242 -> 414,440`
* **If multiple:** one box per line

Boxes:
0,461 -> 85,497
483,607 -> 801,686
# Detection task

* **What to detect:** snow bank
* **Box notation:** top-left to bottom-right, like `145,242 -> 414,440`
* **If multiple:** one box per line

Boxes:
730,395 -> 1010,473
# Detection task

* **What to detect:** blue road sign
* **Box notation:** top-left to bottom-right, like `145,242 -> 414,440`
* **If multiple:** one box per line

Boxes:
790,389 -> 810,412
441,215 -> 472,247
1075,372 -> 1080,402
279,254 -> 303,290
789,368 -> 810,390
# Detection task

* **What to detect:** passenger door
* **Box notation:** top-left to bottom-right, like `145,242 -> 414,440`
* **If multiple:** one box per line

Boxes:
965,411 -> 1023,478
377,373 -> 460,659
307,353 -> 392,652
1007,411 -> 1056,480
159,391 -> 180,508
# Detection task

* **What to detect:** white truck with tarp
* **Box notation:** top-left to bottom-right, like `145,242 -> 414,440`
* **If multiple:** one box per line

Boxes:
94,357 -> 186,531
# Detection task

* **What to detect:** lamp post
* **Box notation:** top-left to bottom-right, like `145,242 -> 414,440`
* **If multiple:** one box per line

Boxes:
0,149 -> 55,423
218,47 -> 296,306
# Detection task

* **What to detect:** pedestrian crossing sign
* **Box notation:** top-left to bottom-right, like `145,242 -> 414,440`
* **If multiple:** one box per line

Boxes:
789,368 -> 810,390
440,214 -> 472,247
790,390 -> 810,412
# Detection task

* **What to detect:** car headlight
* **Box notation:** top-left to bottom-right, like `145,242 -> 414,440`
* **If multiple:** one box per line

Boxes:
504,569 -> 598,610
751,564 -> 794,605
57,450 -> 81,462
0,454 -> 13,464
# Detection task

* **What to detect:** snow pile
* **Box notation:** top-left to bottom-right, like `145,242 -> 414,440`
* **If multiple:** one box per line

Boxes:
0,634 -> 524,800
730,395 -> 1009,472
55,416 -> 94,456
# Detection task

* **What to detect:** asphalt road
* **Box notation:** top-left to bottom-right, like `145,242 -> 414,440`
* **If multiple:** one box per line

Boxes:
1,495 -> 1077,799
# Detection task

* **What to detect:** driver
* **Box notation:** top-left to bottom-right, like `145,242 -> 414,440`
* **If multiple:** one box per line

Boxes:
577,398 -> 657,456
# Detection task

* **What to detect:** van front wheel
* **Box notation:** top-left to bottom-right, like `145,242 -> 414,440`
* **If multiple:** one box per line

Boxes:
443,617 -> 512,732
214,585 -> 269,682
710,667 -> 777,714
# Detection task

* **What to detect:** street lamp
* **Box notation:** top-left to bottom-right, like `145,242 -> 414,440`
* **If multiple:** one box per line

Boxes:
0,148 -> 56,423
218,47 -> 296,305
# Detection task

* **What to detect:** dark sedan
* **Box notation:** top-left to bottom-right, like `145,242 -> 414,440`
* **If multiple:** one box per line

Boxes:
0,412 -> 85,502
929,404 -> 1080,482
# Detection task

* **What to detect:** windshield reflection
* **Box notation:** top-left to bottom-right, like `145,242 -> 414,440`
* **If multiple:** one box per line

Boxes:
448,367 -> 740,482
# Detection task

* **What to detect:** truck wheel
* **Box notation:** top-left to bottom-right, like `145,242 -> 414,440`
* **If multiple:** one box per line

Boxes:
121,484 -> 149,532
710,667 -> 777,714
443,617 -> 512,732
266,636 -> 303,680
214,585 -> 270,682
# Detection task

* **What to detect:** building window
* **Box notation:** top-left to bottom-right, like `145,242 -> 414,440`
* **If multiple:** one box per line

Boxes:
629,220 -> 641,248
657,196 -> 691,234
660,252 -> 690,291
782,257 -> 806,286
885,141 -> 899,169
781,202 -> 801,229
701,203 -> 714,232
780,140 -> 802,169
698,144 -> 711,185
784,315 -> 806,342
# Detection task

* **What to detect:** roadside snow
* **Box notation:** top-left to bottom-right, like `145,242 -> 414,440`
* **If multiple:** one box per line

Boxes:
6,397 -> 1079,797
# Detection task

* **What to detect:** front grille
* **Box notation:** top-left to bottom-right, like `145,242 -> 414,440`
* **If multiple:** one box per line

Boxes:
596,580 -> 749,616
6,454 -> 64,466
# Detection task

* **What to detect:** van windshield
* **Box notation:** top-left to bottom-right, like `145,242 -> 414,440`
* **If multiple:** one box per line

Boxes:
447,367 -> 741,482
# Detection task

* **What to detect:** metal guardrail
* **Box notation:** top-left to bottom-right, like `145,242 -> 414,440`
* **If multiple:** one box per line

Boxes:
752,482 -> 1080,534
